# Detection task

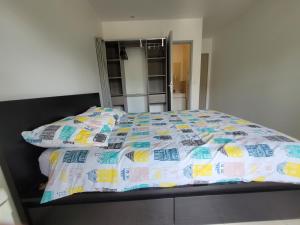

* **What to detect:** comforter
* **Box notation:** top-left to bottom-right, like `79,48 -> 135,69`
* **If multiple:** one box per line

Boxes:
41,110 -> 300,203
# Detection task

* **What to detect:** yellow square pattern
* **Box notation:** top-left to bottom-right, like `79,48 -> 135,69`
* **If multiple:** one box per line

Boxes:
193,164 -> 213,177
134,151 -> 150,162
97,169 -> 118,183
176,124 -> 190,129
75,130 -> 91,144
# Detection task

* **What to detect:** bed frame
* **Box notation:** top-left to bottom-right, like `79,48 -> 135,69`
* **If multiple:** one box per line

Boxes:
1,93 -> 300,225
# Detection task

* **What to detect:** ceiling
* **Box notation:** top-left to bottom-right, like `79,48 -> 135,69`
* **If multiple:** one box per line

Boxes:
89,0 -> 258,38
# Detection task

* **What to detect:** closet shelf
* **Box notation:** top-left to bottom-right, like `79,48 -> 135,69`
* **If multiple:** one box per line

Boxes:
107,59 -> 120,62
147,57 -> 166,60
125,93 -> 148,97
108,74 -> 122,78
148,92 -> 166,95
148,75 -> 166,78
109,76 -> 122,79
111,94 -> 123,97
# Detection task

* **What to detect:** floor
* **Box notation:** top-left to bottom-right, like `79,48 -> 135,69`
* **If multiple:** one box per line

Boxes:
218,219 -> 300,225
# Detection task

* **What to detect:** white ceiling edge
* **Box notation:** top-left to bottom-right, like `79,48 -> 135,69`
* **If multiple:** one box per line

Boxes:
90,0 -> 258,38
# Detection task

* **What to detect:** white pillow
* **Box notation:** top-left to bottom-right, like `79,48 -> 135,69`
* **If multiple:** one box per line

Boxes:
22,108 -> 116,148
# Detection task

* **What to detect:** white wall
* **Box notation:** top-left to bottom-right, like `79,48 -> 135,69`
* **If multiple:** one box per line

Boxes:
0,0 -> 100,101
0,0 -> 100,222
210,0 -> 300,139
0,167 -> 20,224
202,38 -> 213,54
101,18 -> 203,109
124,47 -> 148,113
124,48 -> 147,95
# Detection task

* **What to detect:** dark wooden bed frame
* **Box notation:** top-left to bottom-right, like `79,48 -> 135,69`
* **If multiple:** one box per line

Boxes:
1,93 -> 300,225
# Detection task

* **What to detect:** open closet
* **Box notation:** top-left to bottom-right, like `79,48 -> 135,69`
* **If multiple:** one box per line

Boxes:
98,35 -> 172,113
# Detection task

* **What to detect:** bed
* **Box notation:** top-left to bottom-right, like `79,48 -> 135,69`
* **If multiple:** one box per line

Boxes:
1,93 -> 300,225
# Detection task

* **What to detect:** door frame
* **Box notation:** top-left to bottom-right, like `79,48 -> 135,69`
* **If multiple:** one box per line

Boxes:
201,53 -> 212,110
199,53 -> 210,110
171,40 -> 193,110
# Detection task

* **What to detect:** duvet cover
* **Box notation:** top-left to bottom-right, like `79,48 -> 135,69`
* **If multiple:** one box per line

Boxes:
41,110 -> 300,203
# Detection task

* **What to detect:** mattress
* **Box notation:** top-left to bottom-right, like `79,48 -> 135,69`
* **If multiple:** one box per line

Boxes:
39,110 -> 300,203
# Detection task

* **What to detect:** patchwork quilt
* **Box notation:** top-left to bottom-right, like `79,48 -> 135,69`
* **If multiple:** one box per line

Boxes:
41,110 -> 300,203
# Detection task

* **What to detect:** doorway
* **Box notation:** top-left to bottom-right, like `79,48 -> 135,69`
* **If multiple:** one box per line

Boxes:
172,42 -> 192,110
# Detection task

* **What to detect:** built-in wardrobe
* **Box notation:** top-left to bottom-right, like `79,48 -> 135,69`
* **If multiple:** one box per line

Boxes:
96,36 -> 172,113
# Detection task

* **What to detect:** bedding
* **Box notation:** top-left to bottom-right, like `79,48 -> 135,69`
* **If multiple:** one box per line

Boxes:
40,110 -> 300,203
22,107 -> 124,148
86,106 -> 126,124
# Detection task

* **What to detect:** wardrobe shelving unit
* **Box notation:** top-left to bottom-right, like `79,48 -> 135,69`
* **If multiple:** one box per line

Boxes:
105,41 -> 127,111
146,38 -> 168,111
105,37 -> 169,112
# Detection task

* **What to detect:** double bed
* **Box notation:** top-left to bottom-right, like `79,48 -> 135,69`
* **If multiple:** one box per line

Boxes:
1,93 -> 300,225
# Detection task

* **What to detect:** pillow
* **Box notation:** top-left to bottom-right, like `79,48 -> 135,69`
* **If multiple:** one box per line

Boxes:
22,109 -> 116,148
86,106 -> 126,123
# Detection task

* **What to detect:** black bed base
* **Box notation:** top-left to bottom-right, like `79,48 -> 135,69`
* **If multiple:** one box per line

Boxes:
27,182 -> 300,225
28,189 -> 300,225
1,93 -> 300,225
24,181 -> 300,207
